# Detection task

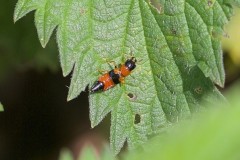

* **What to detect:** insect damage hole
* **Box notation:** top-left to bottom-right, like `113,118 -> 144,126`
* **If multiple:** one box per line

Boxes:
149,0 -> 163,14
134,114 -> 141,124
194,86 -> 203,94
207,0 -> 214,7
127,93 -> 137,101
128,93 -> 134,98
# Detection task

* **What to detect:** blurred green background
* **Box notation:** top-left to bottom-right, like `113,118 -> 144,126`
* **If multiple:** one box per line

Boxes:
0,1 -> 239,160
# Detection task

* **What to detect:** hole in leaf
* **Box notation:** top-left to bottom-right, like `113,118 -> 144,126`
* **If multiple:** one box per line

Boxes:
194,87 -> 203,94
134,114 -> 141,124
128,93 -> 134,98
149,0 -> 163,14
171,28 -> 177,35
80,8 -> 87,14
127,93 -> 137,101
207,0 -> 213,7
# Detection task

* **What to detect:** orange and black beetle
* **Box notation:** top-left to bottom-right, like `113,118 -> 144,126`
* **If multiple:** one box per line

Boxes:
90,57 -> 137,93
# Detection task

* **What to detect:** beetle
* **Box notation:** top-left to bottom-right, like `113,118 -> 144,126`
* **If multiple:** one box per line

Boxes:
90,57 -> 137,93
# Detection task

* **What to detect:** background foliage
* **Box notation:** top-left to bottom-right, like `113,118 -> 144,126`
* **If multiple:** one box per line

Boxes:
0,0 -> 59,80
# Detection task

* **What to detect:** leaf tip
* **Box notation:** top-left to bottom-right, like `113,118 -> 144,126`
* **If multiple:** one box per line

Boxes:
13,9 -> 22,23
66,89 -> 81,102
66,95 -> 73,102
35,22 -> 57,49
90,120 -> 97,129
13,15 -> 19,24
13,1 -> 30,23
217,79 -> 225,88
90,124 -> 95,129
215,69 -> 225,88
39,37 -> 47,48
66,88 -> 79,102
90,116 -> 99,128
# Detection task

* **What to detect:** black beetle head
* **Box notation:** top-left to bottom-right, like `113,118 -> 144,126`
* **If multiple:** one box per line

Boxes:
125,57 -> 137,71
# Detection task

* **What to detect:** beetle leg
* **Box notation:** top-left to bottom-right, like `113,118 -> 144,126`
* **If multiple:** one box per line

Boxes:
119,77 -> 125,84
98,69 -> 108,74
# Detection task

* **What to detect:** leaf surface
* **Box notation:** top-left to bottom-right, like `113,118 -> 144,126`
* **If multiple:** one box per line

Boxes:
14,0 -> 239,154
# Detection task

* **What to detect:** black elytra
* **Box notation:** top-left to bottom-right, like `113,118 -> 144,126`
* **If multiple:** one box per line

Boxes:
109,69 -> 120,84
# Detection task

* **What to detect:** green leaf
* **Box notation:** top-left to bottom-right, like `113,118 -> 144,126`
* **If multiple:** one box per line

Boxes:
59,145 -> 116,160
78,146 -> 97,160
124,83 -> 240,160
0,102 -> 4,112
14,0 -> 239,154
100,145 -> 116,160
59,149 -> 74,160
